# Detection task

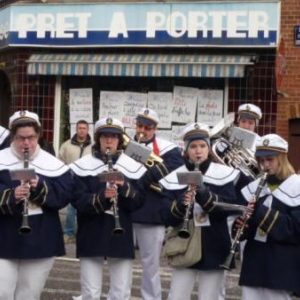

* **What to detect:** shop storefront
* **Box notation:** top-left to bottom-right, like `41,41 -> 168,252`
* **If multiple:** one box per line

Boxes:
0,1 -> 280,152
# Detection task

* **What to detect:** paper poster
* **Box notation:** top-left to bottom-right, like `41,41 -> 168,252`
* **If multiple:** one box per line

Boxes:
69,88 -> 93,123
147,92 -> 173,128
99,91 -> 124,120
122,92 -> 147,127
197,90 -> 223,126
172,86 -> 198,124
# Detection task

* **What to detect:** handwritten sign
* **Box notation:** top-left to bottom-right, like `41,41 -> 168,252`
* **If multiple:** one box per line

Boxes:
172,86 -> 198,124
197,90 -> 223,126
69,88 -> 93,123
148,92 -> 173,128
171,125 -> 186,149
122,92 -> 147,127
99,91 -> 124,120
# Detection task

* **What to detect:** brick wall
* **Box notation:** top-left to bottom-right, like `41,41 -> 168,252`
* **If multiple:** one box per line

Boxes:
278,0 -> 300,140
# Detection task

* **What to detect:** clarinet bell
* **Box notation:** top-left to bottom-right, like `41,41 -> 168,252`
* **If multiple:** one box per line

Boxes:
177,228 -> 190,239
111,216 -> 124,235
220,249 -> 235,271
112,227 -> 124,235
19,217 -> 31,235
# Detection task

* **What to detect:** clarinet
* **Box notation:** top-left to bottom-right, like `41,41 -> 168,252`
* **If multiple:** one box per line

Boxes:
106,149 -> 124,235
220,171 -> 269,270
19,148 -> 31,235
177,159 -> 201,239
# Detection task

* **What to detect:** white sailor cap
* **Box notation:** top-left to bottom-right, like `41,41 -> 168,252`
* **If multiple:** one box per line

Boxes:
238,103 -> 262,121
9,110 -> 41,129
136,108 -> 159,125
181,122 -> 210,150
94,117 -> 124,135
255,134 -> 288,157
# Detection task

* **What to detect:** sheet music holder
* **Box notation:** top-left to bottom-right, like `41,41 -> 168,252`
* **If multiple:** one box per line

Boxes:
228,127 -> 257,150
99,171 -> 124,182
124,140 -> 152,164
176,171 -> 203,186
9,169 -> 36,181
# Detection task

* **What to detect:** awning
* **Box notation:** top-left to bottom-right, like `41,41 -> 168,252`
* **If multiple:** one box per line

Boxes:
27,54 -> 256,78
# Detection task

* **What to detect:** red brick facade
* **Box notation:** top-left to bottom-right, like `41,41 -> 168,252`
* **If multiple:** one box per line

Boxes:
278,0 -> 300,140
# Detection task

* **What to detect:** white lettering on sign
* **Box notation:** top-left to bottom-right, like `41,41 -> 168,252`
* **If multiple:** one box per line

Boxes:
109,12 -> 128,38
18,13 -> 91,38
15,9 -> 270,40
146,10 -> 269,38
0,22 -> 9,40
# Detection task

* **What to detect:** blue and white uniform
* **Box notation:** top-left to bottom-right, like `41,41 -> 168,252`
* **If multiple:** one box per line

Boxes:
70,151 -> 146,300
0,146 -> 72,300
239,174 -> 300,299
131,135 -> 183,300
160,159 -> 240,300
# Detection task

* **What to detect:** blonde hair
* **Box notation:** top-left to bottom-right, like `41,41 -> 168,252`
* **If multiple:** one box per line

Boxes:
257,153 -> 295,181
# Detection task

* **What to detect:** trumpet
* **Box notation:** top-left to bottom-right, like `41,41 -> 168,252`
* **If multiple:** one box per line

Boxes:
178,159 -> 201,239
220,171 -> 269,270
19,148 -> 31,235
106,149 -> 124,235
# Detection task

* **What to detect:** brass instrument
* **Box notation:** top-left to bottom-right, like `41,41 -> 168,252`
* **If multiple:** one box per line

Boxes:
178,159 -> 201,239
220,172 -> 269,270
106,149 -> 124,235
211,137 -> 259,180
19,148 -> 31,235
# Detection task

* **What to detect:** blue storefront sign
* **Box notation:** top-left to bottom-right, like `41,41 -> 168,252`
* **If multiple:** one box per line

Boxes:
0,2 -> 280,49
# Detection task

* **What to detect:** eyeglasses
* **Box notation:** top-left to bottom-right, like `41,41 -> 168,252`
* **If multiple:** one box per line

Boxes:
15,134 -> 38,142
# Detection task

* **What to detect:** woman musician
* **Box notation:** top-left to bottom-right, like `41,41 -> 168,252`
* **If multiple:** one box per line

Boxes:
234,134 -> 300,300
159,122 -> 242,300
0,110 -> 72,300
69,117 -> 147,300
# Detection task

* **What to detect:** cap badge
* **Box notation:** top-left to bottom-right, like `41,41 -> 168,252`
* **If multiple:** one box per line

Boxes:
106,118 -> 113,125
246,105 -> 251,111
19,111 -> 26,117
263,139 -> 269,146
194,123 -> 200,129
144,109 -> 149,116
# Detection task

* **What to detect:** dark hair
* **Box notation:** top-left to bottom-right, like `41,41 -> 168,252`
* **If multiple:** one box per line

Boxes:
92,131 -> 124,155
10,121 -> 41,141
76,120 -> 89,127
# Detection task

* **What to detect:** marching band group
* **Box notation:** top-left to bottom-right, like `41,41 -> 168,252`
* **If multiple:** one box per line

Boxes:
0,104 -> 299,300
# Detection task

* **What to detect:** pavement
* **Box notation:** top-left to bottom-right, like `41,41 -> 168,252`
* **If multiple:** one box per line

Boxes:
41,240 -> 243,300
40,213 -> 300,300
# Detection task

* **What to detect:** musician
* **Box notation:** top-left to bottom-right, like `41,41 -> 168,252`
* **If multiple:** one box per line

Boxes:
237,103 -> 262,133
234,134 -> 300,300
0,125 -> 9,150
131,108 -> 183,300
0,110 -> 72,300
69,117 -> 147,300
159,122 -> 240,300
